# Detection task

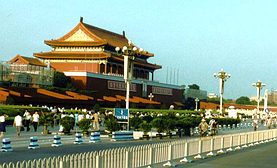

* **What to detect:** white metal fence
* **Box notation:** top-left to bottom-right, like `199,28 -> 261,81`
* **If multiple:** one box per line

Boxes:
1,129 -> 276,168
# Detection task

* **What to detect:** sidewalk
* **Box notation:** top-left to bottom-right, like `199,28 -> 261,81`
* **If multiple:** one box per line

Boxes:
0,125 -> 109,148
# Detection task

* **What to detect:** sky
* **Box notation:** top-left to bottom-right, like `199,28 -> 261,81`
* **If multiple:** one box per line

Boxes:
1,0 -> 277,99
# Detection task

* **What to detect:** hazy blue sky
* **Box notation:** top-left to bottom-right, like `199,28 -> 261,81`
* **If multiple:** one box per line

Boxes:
1,0 -> 277,99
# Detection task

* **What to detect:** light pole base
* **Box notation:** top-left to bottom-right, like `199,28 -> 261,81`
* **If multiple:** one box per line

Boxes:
260,141 -> 265,144
242,144 -> 248,149
264,139 -> 269,143
254,142 -> 260,145
248,143 -> 254,147
226,147 -> 233,152
163,161 -> 177,167
180,157 -> 192,163
217,149 -> 226,154
235,146 -> 241,150
194,154 -> 205,159
207,152 -> 216,157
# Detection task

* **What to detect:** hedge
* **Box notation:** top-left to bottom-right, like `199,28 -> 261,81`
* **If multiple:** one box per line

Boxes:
0,105 -> 49,117
101,108 -> 205,116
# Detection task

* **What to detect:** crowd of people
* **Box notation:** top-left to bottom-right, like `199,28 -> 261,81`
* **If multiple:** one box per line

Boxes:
0,106 -> 112,138
0,110 -> 41,138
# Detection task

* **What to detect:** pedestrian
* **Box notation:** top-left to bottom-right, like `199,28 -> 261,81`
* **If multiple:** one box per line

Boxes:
209,118 -> 216,135
78,112 -> 84,122
13,113 -> 23,137
253,116 -> 258,131
267,117 -> 272,129
23,110 -> 31,131
0,113 -> 8,137
32,111 -> 40,132
93,112 -> 100,131
198,118 -> 208,137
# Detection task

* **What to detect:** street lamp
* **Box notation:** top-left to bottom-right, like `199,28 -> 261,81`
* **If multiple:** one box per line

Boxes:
214,68 -> 231,114
252,80 -> 266,114
195,98 -> 199,111
115,40 -> 143,109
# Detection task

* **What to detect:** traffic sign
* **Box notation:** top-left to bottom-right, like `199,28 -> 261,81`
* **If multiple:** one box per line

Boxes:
265,108 -> 270,113
114,108 -> 129,120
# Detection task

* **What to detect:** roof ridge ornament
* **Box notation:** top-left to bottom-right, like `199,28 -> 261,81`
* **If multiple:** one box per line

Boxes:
80,17 -> 83,23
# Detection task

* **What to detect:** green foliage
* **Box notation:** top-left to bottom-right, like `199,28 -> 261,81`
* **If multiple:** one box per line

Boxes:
163,117 -> 176,133
188,84 -> 200,90
53,71 -> 72,88
151,117 -> 167,133
142,115 -> 153,123
0,105 -> 49,117
105,117 -> 120,133
139,121 -> 152,134
207,97 -> 220,104
40,112 -> 54,127
214,118 -> 241,125
101,108 -> 205,116
77,119 -> 91,133
63,110 -> 82,114
236,96 -> 251,105
60,116 -> 75,133
130,116 -> 143,131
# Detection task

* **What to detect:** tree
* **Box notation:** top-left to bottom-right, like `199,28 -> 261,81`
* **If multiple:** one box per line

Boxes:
188,84 -> 199,90
236,96 -> 251,105
53,71 -> 72,88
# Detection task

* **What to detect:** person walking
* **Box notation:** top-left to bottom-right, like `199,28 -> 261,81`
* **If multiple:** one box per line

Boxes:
32,111 -> 40,132
13,113 -> 23,137
253,116 -> 259,131
198,118 -> 208,137
0,113 -> 8,137
93,112 -> 100,131
23,110 -> 31,131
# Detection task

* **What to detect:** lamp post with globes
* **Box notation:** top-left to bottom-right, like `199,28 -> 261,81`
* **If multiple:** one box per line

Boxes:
195,98 -> 199,111
214,68 -> 231,114
252,80 -> 266,114
115,40 -> 143,110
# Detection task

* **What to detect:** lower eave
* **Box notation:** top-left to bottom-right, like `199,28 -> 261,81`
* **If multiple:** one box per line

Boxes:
34,51 -> 111,59
33,52 -> 162,70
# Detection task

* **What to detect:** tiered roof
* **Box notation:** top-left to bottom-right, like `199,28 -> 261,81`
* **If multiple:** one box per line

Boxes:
9,54 -> 47,67
34,17 -> 161,70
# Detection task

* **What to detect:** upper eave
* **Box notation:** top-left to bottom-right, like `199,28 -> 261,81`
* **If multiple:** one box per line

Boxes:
44,40 -> 107,47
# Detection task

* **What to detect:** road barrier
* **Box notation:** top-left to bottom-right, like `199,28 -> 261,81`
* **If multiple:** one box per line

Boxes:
0,138 -> 13,152
111,131 -> 133,141
28,136 -> 40,149
52,135 -> 62,147
74,133 -> 83,145
1,129 -> 276,168
89,132 -> 101,143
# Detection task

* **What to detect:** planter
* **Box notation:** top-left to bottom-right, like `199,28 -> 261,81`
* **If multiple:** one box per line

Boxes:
42,129 -> 49,135
83,132 -> 90,137
156,133 -> 163,139
166,132 -> 172,139
142,134 -> 150,141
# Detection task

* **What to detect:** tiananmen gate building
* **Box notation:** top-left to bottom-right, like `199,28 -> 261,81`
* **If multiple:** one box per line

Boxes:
33,17 -> 184,108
